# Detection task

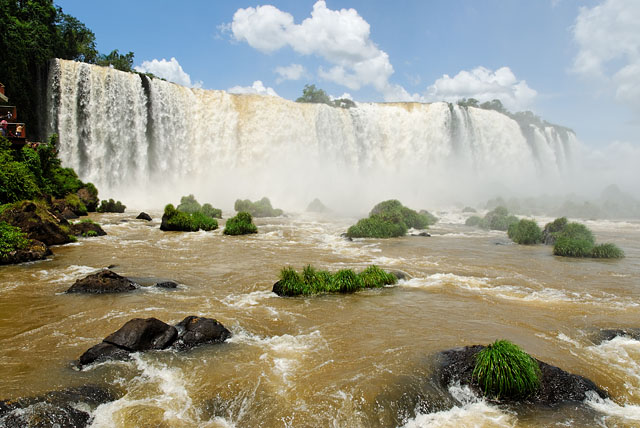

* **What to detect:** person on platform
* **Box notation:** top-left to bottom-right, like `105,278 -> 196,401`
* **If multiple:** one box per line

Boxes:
0,120 -> 7,137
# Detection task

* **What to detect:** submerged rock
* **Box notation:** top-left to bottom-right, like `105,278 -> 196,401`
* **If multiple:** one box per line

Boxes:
390,270 -> 410,281
411,232 -> 431,237
155,280 -> 178,289
0,385 -> 116,428
173,316 -> 231,350
70,221 -> 106,237
136,212 -> 152,221
434,345 -> 607,405
66,270 -> 138,294
0,240 -> 51,265
597,328 -> 640,343
78,316 -> 231,367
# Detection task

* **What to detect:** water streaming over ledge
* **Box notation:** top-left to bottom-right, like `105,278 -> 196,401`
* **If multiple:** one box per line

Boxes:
47,59 -> 578,210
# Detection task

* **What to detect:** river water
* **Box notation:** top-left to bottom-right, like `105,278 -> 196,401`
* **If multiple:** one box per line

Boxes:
1,210 -> 639,427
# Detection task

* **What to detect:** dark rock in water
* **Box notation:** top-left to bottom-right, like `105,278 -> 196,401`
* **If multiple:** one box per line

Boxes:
103,317 -> 177,352
597,328 -> 640,343
0,201 -> 73,246
434,345 -> 608,405
155,281 -> 178,289
77,316 -> 230,367
411,232 -> 431,237
0,240 -> 51,265
173,316 -> 231,350
390,270 -> 410,281
107,264 -> 117,269
70,221 -> 106,237
272,280 -> 284,296
78,342 -> 131,366
340,233 -> 353,242
66,270 -> 138,294
0,385 -> 116,428
136,212 -> 152,221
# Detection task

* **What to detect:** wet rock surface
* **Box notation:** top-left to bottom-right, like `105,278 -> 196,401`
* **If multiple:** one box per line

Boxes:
136,212 -> 152,221
0,201 -> 72,246
66,270 -> 138,294
0,240 -> 51,265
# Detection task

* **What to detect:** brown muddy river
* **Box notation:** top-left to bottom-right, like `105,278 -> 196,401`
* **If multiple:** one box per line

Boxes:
1,210 -> 639,427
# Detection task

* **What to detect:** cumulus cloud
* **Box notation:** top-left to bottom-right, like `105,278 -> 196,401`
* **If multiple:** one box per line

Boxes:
424,66 -> 537,111
572,0 -> 640,106
227,80 -> 279,97
229,1 -> 404,100
135,57 -> 202,88
274,63 -> 306,83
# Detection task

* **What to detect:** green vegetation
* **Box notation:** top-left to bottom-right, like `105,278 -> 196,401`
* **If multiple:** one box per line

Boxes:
545,218 -> 624,258
462,206 -> 477,213
507,219 -> 543,245
295,84 -> 356,109
347,200 -> 434,238
465,206 -> 518,231
202,203 -> 222,219
160,204 -> 218,232
97,198 -> 126,213
234,197 -> 283,217
64,193 -> 87,216
273,265 -> 397,296
1,136 -> 93,204
472,340 -> 541,400
0,0 -> 135,134
175,194 -> 222,219
223,212 -> 258,235
0,221 -> 30,258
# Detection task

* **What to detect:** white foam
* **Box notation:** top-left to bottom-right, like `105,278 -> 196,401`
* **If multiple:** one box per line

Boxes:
400,383 -> 516,428
585,391 -> 640,422
222,290 -> 276,308
35,264 -> 97,283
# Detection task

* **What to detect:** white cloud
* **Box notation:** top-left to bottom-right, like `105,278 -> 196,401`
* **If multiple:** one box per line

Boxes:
227,80 -> 279,97
229,1 -> 405,101
275,63 -> 306,83
572,0 -> 640,106
424,66 -> 537,111
134,57 -> 202,88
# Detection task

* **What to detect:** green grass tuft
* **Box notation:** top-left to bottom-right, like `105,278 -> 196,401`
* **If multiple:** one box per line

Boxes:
507,219 -> 543,245
331,269 -> 364,293
358,265 -> 398,288
473,340 -> 541,400
590,243 -> 624,259
0,221 -> 31,257
346,200 -> 433,238
224,211 -> 258,235
161,204 -> 218,232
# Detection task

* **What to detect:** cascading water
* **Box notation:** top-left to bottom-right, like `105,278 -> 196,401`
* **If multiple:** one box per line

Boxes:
47,59 -> 579,209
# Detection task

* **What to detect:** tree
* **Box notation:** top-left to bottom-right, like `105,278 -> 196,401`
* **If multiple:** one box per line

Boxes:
296,84 -> 332,105
55,9 -> 98,63
96,49 -> 135,73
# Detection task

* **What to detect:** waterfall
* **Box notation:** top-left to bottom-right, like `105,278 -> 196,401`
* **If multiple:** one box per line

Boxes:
47,59 -> 578,210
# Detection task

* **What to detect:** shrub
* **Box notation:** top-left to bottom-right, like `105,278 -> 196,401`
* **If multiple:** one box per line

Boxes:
0,221 -> 30,257
346,215 -> 408,238
542,217 -> 568,245
177,194 -> 201,214
224,211 -> 257,235
160,204 -> 218,232
191,211 -> 218,231
419,210 -> 439,226
65,193 -> 88,216
234,197 -> 283,217
553,236 -> 594,257
465,206 -> 518,231
590,243 -> 624,259
370,200 -> 431,229
473,340 -> 541,399
97,198 -> 126,213
507,219 -> 543,245
465,215 -> 487,228
273,265 -> 397,296
202,203 -> 222,219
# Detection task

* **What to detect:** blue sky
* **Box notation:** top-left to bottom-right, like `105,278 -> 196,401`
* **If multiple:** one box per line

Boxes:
55,0 -> 640,150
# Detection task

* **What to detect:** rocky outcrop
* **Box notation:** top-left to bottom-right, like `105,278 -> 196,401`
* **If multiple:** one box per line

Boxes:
0,385 -> 116,428
0,201 -> 73,246
434,345 -> 608,405
78,316 -> 231,367
66,270 -> 138,294
597,328 -> 640,343
155,281 -> 178,289
136,212 -> 152,221
69,221 -> 106,237
77,187 -> 99,212
173,316 -> 231,350
0,240 -> 51,265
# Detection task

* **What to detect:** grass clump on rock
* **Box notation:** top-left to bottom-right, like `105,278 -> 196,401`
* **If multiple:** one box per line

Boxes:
547,219 -> 624,258
346,200 -> 433,238
273,265 -> 397,296
176,195 -> 222,219
0,221 -> 30,258
465,206 -> 518,231
507,219 -> 543,245
234,197 -> 283,217
97,198 -> 126,213
223,212 -> 258,235
160,204 -> 218,232
473,340 -> 541,400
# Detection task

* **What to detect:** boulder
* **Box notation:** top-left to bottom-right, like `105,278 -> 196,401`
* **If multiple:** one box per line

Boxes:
155,281 -> 178,289
78,316 -> 230,367
0,240 -> 51,265
77,187 -> 99,212
0,385 -> 116,428
173,316 -> 231,350
597,328 -> 640,343
70,221 -> 106,237
411,232 -> 431,237
136,212 -> 152,221
51,199 -> 83,218
434,345 -> 608,405
103,318 -> 177,352
66,270 -> 138,294
390,270 -> 410,281
0,201 -> 72,246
